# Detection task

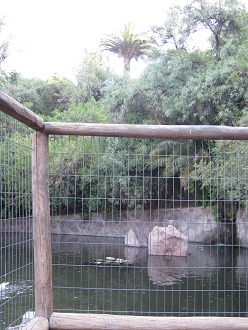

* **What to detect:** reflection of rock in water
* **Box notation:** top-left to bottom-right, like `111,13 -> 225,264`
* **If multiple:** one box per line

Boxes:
148,244 -> 218,286
148,255 -> 188,286
187,245 -> 217,277
124,246 -> 147,264
236,248 -> 248,288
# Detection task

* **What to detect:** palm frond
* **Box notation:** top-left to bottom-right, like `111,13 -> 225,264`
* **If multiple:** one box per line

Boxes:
100,22 -> 151,74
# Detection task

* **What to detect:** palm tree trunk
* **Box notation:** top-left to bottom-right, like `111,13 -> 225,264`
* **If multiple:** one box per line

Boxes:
123,59 -> 131,76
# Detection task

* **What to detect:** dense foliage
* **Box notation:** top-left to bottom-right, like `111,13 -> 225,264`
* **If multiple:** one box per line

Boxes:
0,114 -> 32,219
1,0 -> 248,219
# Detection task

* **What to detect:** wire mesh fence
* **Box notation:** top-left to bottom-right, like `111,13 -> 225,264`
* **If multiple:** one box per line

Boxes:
49,135 -> 248,317
1,96 -> 248,328
0,112 -> 34,329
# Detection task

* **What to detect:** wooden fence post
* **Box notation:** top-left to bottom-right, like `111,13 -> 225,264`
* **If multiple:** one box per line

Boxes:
32,132 -> 53,318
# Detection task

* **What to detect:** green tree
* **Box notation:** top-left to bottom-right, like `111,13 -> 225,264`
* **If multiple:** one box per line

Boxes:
193,139 -> 248,219
182,0 -> 247,61
2,72 -> 78,115
49,136 -> 155,217
0,115 -> 32,219
44,102 -> 108,124
139,0 -> 248,127
40,75 -> 78,114
151,5 -> 188,50
152,0 -> 247,60
76,50 -> 117,103
2,72 -> 46,112
100,22 -> 151,76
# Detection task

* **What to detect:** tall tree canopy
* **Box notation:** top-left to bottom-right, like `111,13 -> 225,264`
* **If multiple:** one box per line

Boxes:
76,50 -> 117,102
133,0 -> 248,126
152,0 -> 247,60
182,0 -> 247,61
100,22 -> 151,76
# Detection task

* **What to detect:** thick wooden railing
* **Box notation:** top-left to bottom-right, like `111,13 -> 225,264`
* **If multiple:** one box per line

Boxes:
1,90 -> 248,329
2,90 -> 248,140
0,91 -> 44,130
43,121 -> 248,140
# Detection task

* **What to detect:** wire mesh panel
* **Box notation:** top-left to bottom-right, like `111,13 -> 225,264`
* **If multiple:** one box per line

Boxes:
49,135 -> 248,317
0,112 -> 34,329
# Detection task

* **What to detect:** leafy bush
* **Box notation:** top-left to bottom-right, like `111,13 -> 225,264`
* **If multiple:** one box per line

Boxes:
49,136 -> 162,218
44,102 -> 108,123
193,140 -> 248,219
0,117 -> 32,219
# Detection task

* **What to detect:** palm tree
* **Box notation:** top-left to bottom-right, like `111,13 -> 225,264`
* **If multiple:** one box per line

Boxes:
100,22 -> 151,76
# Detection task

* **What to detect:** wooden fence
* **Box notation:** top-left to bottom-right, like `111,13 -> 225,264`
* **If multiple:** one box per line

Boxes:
1,90 -> 248,329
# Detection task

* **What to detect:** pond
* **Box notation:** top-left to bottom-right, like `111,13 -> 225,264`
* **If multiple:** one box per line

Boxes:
1,234 -> 248,328
51,235 -> 248,317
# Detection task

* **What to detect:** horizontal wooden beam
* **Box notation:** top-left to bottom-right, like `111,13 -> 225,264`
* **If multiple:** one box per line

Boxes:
24,316 -> 49,330
1,88 -> 248,140
0,91 -> 44,131
49,313 -> 248,329
43,122 -> 248,140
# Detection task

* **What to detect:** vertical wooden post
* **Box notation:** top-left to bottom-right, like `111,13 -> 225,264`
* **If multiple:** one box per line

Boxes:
32,132 -> 53,318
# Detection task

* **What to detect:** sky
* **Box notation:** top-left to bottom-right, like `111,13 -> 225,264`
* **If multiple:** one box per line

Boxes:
1,0 -> 248,81
1,0 -> 172,80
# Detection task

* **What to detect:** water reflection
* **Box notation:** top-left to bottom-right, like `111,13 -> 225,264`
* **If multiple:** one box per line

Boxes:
147,245 -> 225,286
148,256 -> 188,286
236,248 -> 248,288
51,235 -> 248,316
2,233 -> 248,328
0,281 -> 33,302
124,246 -> 147,264
0,236 -> 34,330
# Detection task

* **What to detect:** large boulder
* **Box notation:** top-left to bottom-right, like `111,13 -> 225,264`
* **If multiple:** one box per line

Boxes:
90,206 -> 218,243
148,225 -> 188,256
167,207 -> 218,243
125,229 -> 147,247
236,208 -> 248,247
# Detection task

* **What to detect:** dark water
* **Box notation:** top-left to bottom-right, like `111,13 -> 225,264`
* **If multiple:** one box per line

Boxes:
51,235 -> 248,317
1,235 -> 248,328
0,238 -> 34,330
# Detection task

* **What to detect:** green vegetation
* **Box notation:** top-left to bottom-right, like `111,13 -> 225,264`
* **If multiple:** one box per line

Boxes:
0,0 -> 248,220
0,115 -> 32,219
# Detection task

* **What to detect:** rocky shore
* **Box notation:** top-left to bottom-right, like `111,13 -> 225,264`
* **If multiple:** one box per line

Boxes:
2,206 -> 248,246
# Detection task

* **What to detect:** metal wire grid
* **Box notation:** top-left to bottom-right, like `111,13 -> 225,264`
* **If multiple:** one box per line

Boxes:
0,113 -> 34,329
49,135 -> 248,317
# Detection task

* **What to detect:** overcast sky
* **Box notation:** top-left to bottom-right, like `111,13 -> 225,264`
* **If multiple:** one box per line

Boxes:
1,0 -> 248,81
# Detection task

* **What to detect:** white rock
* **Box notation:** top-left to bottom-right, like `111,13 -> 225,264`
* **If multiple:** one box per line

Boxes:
148,225 -> 188,256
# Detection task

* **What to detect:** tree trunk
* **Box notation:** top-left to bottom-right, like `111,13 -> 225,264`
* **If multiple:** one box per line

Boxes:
123,59 -> 131,76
